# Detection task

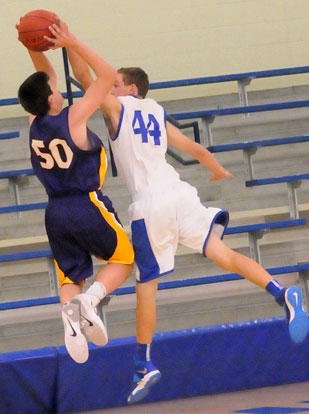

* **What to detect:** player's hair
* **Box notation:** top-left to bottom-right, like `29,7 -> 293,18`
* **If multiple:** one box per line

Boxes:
18,71 -> 52,116
118,67 -> 149,98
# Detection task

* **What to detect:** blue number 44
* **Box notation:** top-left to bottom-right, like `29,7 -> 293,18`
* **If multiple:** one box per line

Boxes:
132,110 -> 161,145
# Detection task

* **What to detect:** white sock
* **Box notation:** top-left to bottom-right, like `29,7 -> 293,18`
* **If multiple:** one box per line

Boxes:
85,281 -> 107,307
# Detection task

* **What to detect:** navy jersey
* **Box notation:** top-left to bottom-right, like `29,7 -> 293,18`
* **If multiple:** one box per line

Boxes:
30,107 -> 107,197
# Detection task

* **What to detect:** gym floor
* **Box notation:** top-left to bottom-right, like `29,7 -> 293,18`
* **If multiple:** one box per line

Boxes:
76,381 -> 309,414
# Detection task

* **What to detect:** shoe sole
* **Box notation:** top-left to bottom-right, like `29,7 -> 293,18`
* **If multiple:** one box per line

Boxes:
62,303 -> 89,363
72,295 -> 108,346
285,286 -> 309,344
128,370 -> 161,404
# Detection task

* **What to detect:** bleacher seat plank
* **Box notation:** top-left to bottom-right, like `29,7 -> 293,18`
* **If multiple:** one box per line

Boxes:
0,168 -> 34,179
171,100 -> 309,121
0,218 -> 304,262
208,135 -> 309,153
0,131 -> 19,140
1,262 -> 309,311
246,173 -> 309,187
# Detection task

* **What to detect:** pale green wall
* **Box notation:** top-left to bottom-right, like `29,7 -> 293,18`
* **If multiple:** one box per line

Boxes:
1,0 -> 309,117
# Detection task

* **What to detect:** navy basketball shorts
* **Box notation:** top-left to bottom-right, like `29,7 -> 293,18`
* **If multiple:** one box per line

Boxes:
45,190 -> 134,287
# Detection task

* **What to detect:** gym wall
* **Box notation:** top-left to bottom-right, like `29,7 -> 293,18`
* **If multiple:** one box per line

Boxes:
1,0 -> 309,117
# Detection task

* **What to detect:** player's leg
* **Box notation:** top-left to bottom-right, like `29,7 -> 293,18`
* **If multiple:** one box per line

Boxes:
57,277 -> 89,364
46,199 -> 90,364
205,230 -> 309,343
128,278 -> 161,404
127,191 -> 178,403
136,278 -> 158,343
60,281 -> 82,304
73,262 -> 133,346
71,191 -> 135,346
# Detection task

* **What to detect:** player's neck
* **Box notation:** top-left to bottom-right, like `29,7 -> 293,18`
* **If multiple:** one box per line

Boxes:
48,106 -> 62,116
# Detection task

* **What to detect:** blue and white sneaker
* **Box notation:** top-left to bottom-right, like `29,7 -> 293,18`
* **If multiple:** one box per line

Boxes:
284,286 -> 309,344
127,361 -> 161,404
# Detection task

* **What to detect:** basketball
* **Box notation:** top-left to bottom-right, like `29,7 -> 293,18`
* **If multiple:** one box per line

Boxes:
17,10 -> 60,52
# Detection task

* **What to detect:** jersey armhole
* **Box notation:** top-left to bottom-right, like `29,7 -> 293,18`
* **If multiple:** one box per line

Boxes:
111,104 -> 124,141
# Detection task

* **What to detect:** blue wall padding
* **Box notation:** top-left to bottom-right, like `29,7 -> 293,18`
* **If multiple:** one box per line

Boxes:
56,337 -> 136,413
0,348 -> 58,414
1,317 -> 309,414
56,317 -> 309,413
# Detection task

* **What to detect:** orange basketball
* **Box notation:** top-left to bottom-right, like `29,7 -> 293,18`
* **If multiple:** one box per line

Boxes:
17,10 -> 60,52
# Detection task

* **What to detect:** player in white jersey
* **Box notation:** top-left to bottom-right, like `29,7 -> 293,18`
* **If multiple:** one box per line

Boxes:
110,94 -> 228,283
68,53 -> 309,403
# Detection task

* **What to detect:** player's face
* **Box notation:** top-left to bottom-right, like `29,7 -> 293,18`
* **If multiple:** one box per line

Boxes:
111,74 -> 133,97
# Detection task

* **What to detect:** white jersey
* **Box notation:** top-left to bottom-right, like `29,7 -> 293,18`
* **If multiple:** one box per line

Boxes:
109,95 -> 179,200
108,95 -> 229,283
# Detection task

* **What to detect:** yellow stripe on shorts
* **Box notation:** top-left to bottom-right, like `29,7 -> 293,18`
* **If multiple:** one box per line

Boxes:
98,147 -> 107,189
89,191 -> 134,264
54,259 -> 74,287
54,259 -> 86,288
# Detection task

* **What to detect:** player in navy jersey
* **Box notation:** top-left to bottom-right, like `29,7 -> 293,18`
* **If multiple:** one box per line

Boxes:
68,53 -> 309,400
17,18 -> 134,364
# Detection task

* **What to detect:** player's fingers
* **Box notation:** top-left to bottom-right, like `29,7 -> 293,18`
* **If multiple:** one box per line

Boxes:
48,24 -> 62,37
43,36 -> 58,47
59,20 -> 69,32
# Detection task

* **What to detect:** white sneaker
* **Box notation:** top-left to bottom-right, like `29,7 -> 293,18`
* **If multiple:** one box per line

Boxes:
71,293 -> 108,346
62,302 -> 88,363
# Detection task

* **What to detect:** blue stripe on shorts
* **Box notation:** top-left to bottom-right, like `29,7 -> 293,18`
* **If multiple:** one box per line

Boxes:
131,219 -> 160,283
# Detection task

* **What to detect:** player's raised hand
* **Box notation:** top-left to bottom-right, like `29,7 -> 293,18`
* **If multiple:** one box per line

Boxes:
44,21 -> 77,50
210,168 -> 234,181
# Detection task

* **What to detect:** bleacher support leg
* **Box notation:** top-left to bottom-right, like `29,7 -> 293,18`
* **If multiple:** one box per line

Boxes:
237,78 -> 252,109
9,177 -> 21,218
98,296 -> 112,328
201,116 -> 215,146
298,263 -> 309,312
62,48 -> 73,106
243,147 -> 257,181
287,181 -> 301,219
248,230 -> 263,264
48,257 -> 59,296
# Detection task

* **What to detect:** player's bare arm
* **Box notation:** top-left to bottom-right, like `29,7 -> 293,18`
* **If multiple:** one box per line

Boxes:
67,48 -> 93,91
16,17 -> 58,89
45,22 -> 117,149
16,23 -> 57,126
67,48 -> 122,136
166,121 -> 233,181
46,23 -> 117,122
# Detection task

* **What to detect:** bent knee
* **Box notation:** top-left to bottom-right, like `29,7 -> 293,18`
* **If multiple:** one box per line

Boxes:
136,278 -> 158,299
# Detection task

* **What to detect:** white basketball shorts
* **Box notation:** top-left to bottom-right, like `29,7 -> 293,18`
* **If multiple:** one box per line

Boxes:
129,180 -> 229,283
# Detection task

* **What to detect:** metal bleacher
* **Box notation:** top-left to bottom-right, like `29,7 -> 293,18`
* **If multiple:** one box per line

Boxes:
1,61 -> 309,352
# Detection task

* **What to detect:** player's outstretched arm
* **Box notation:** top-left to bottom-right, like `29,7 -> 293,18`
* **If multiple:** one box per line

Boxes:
67,47 -> 121,122
27,50 -> 57,89
67,48 -> 94,91
16,19 -> 58,89
46,21 -> 117,124
166,121 -> 233,181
